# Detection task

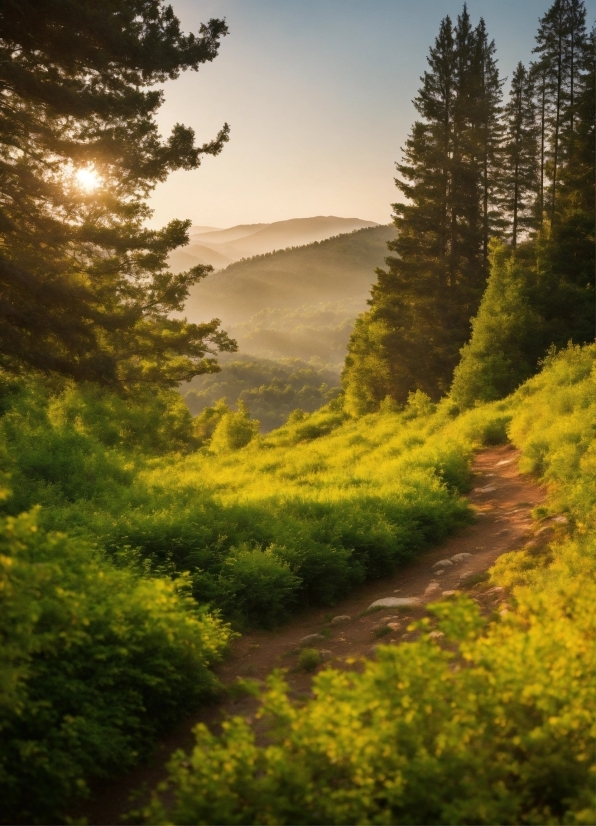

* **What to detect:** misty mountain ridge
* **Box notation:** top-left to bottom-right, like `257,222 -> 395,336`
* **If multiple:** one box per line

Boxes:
169,215 -> 379,271
183,224 -> 394,371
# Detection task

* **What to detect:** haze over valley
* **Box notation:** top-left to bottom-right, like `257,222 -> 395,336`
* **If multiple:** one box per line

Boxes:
180,223 -> 392,371
169,215 -> 379,271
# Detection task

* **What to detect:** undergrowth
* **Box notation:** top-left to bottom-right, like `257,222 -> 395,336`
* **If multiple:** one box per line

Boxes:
142,344 -> 596,826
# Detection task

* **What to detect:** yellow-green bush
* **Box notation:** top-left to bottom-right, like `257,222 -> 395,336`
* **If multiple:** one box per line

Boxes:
147,584 -> 595,825
0,381 -> 478,626
0,504 -> 233,824
143,344 -> 596,825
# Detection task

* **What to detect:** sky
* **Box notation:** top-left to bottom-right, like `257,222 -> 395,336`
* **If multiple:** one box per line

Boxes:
149,0 -> 596,230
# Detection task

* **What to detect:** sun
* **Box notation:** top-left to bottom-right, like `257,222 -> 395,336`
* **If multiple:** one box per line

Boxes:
75,165 -> 102,192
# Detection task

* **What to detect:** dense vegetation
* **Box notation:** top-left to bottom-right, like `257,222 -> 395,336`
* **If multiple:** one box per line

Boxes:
0,0 -> 594,822
183,356 -> 340,431
343,1 -> 594,413
145,344 -> 596,826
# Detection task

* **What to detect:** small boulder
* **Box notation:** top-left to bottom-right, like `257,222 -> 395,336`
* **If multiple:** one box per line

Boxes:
429,630 -> 445,640
441,590 -> 457,597
368,597 -> 421,610
386,622 -> 401,631
553,515 -> 568,524
450,553 -> 472,563
319,649 -> 333,661
432,559 -> 453,569
457,570 -> 475,585
424,582 -> 442,597
330,615 -> 351,625
299,633 -> 325,645
473,484 -> 497,494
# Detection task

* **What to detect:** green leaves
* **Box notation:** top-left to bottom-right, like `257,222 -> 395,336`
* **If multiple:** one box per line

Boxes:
0,0 -> 234,385
0,506 -> 233,823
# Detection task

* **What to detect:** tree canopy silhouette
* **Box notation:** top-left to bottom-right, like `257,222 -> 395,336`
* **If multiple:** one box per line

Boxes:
0,0 -> 236,385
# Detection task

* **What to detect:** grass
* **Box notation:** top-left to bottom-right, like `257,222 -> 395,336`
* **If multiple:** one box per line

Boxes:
141,344 -> 596,826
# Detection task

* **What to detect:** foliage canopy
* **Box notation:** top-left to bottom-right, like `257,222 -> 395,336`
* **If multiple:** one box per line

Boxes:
0,0 -> 235,385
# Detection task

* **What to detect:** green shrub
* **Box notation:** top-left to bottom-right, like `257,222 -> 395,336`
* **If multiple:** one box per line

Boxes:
147,586 -> 595,826
297,648 -> 320,672
210,401 -> 260,452
0,506 -> 233,824
217,545 -> 301,628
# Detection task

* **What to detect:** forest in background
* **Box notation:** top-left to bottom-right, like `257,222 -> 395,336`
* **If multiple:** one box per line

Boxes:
0,0 -> 594,823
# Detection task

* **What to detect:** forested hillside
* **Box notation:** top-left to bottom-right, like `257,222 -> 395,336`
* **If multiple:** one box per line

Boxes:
168,216 -> 379,270
0,0 -> 594,824
183,355 -> 340,432
180,225 -> 393,370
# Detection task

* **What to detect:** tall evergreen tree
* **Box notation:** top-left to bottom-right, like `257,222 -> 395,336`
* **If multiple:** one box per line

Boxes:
533,0 -> 588,223
542,20 -> 595,346
503,63 -> 540,247
0,0 -> 235,386
342,6 -> 502,413
475,19 -> 505,263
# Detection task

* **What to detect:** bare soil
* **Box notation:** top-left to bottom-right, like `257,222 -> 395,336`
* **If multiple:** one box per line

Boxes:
82,444 -> 545,824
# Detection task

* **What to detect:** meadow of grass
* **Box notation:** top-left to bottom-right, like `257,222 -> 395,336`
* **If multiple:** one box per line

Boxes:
0,369 -> 496,822
2,346 -> 595,823
0,377 -> 488,630
143,344 -> 596,826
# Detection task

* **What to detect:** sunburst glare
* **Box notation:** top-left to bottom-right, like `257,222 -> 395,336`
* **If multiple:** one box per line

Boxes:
75,165 -> 102,192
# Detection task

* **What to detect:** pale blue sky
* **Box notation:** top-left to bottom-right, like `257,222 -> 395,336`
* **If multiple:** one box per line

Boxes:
149,0 -> 596,228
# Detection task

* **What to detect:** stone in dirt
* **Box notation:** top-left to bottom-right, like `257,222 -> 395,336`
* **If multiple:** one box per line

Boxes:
441,590 -> 457,597
450,552 -> 472,563
319,650 -> 333,661
433,559 -> 453,569
299,633 -> 325,645
386,622 -> 400,631
457,570 -> 475,584
368,597 -> 421,610
429,631 -> 445,640
495,458 -> 515,466
330,615 -> 351,625
424,582 -> 442,596
552,515 -> 568,524
474,484 -> 497,493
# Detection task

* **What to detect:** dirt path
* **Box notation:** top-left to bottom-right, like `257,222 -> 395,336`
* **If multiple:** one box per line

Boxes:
82,444 -> 545,824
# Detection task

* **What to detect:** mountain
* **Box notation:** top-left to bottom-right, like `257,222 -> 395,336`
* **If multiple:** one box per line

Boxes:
183,224 -> 394,371
168,216 -> 379,272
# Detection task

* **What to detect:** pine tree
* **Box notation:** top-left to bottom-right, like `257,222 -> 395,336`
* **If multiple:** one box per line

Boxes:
0,0 -> 235,385
475,19 -> 505,263
502,63 -> 540,246
342,6 -> 502,412
533,0 -> 588,223
450,242 -> 544,409
542,21 -> 595,346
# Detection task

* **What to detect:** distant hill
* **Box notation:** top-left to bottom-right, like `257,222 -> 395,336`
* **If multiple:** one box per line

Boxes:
169,215 -> 379,271
183,224 -> 394,371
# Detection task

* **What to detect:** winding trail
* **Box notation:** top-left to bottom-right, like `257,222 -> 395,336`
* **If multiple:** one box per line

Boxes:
82,444 -> 545,824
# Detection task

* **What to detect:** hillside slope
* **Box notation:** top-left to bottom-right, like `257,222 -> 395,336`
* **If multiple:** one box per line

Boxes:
169,216 -> 379,270
183,224 -> 394,369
